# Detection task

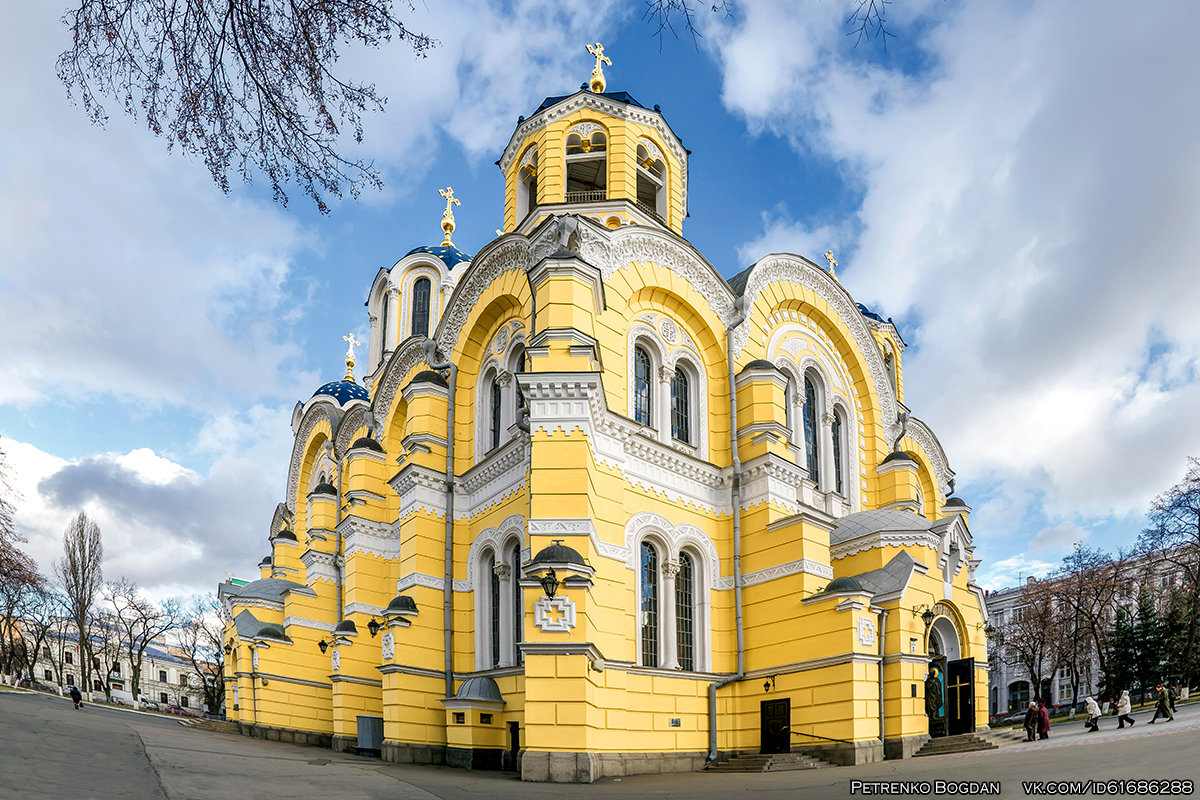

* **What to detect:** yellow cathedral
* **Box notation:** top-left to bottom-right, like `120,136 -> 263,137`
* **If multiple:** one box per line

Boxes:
220,46 -> 991,782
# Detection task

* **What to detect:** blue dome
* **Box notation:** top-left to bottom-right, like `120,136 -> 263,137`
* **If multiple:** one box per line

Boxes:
405,244 -> 471,268
312,380 -> 369,404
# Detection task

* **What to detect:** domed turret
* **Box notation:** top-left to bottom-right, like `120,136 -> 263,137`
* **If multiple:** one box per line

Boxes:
496,42 -> 689,236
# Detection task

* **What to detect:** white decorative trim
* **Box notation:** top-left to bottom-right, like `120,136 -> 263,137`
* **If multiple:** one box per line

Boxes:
390,464 -> 448,519
401,377 -> 449,404
831,530 -> 941,561
903,416 -> 956,496
341,517 -> 401,560
228,597 -> 284,613
534,596 -> 576,632
396,572 -> 444,593
283,616 -> 334,632
465,515 -> 528,587
301,551 -> 338,584
622,512 -> 719,580
460,436 -> 528,519
331,649 -> 341,671
435,240 -> 532,357
858,617 -> 878,647
740,453 -> 806,515
285,403 -> 342,514
529,518 -> 626,563
372,337 -> 433,427
740,557 -> 834,586
381,632 -> 395,660
343,601 -> 384,617
334,405 -> 371,456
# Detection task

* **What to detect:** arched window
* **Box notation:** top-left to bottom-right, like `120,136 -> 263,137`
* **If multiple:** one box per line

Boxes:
635,140 -> 667,218
676,553 -> 695,671
633,346 -> 652,426
785,375 -> 798,445
511,345 -> 527,416
671,367 -> 691,443
640,542 -> 659,667
489,379 -> 503,451
517,148 -> 538,222
509,544 -> 522,665
411,277 -> 431,338
565,125 -> 607,203
487,552 -> 500,668
831,408 -> 845,495
803,375 -> 821,485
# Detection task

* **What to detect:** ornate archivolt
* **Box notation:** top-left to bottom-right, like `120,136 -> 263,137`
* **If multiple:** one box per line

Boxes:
462,514 -> 529,591
623,512 -> 720,581
435,240 -> 533,357
903,416 -> 955,496
285,404 -> 341,513
372,337 -> 434,427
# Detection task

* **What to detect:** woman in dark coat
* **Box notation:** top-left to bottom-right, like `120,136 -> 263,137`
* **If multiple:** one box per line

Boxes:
1023,701 -> 1038,741
68,685 -> 82,709
1037,701 -> 1051,739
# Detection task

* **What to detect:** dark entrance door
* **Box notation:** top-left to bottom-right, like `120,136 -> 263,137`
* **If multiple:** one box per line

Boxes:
507,721 -> 520,771
760,699 -> 790,754
946,657 -> 976,735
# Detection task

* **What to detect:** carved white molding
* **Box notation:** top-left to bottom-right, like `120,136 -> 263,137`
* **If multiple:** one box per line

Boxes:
903,416 -> 956,495
227,598 -> 284,613
568,121 -> 605,139
623,512 -> 720,581
396,572 -> 444,593
528,518 -> 627,563
331,648 -> 341,672
436,241 -> 532,357
381,632 -> 395,660
740,453 -> 806,515
372,337 -> 433,426
390,464 -> 448,520
637,137 -> 665,163
341,516 -> 401,560
251,649 -> 259,670
283,616 -> 334,632
830,531 -> 941,561
301,550 -> 338,584
334,405 -> 370,456
858,617 -> 878,648
534,596 -> 576,633
740,557 -> 834,586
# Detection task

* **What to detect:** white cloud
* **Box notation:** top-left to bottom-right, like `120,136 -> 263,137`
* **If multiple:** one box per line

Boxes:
1027,521 -> 1087,554
4,405 -> 292,596
707,0 -> 1200,541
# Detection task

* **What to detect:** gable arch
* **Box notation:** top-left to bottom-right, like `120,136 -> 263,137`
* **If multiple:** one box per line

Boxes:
286,404 -> 341,513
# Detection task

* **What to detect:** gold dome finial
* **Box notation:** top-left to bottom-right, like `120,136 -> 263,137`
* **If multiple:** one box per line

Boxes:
342,331 -> 360,380
586,42 -> 612,93
823,250 -> 839,281
438,186 -> 460,247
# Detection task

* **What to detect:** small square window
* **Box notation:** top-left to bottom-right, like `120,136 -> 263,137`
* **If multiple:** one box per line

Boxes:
159,670 -> 168,682
453,712 -> 465,724
160,692 -> 169,704
180,696 -> 188,707
44,670 -> 53,681
480,713 -> 493,725
66,674 -> 75,686
93,680 -> 103,691
65,653 -> 73,665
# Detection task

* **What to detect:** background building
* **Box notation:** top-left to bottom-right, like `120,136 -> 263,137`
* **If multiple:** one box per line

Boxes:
221,52 -> 990,782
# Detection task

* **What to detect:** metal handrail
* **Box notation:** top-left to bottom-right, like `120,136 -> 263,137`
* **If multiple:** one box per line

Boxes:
564,190 -> 607,203
791,730 -> 855,745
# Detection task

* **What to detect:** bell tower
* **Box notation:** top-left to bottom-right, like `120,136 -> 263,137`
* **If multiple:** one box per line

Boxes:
496,43 -> 689,236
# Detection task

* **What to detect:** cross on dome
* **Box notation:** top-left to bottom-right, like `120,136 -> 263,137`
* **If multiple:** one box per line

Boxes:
587,42 -> 612,92
343,331 -> 360,380
439,186 -> 460,246
824,250 -> 839,280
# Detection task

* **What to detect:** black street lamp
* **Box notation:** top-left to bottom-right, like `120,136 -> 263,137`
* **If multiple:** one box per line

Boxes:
539,567 -> 560,599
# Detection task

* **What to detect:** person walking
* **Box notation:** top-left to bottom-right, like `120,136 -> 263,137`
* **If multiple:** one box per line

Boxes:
1084,696 -> 1102,732
1117,690 -> 1135,728
1149,684 -> 1174,724
1037,700 -> 1051,740
1023,701 -> 1038,742
68,685 -> 83,710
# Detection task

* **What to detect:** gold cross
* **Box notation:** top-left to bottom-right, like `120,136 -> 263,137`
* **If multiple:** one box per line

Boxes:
343,332 -> 360,380
438,186 -> 460,246
586,42 -> 612,92
823,250 -> 838,279
948,675 -> 970,718
544,604 -> 565,625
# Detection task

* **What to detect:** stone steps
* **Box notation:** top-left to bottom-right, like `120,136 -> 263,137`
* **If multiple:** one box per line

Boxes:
707,752 -> 832,772
182,718 -> 241,735
914,733 -> 998,757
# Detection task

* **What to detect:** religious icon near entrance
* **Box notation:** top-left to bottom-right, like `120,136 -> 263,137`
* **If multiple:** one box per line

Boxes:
925,665 -> 945,718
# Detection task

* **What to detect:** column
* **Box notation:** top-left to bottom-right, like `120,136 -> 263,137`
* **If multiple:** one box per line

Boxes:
657,364 -> 673,442
494,562 -> 514,667
661,560 -> 680,669
820,411 -> 836,493
386,287 -> 401,350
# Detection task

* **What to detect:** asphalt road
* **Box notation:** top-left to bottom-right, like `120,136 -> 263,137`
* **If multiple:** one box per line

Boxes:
2,690 -> 1197,800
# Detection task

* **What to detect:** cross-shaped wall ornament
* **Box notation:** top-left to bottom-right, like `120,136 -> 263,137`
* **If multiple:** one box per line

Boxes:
534,596 -> 576,632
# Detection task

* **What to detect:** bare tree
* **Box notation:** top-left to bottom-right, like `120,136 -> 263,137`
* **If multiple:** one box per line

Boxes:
1050,545 -> 1129,710
58,0 -> 433,214
54,512 -> 104,694
992,578 -> 1067,703
15,588 -> 61,685
1138,457 -> 1200,688
106,579 -> 180,701
86,609 -> 125,701
178,594 -> 226,714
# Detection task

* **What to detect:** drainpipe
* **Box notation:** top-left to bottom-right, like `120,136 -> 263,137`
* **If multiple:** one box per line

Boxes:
335,458 -> 345,622
876,608 -> 889,749
425,339 -> 458,699
708,298 -> 747,763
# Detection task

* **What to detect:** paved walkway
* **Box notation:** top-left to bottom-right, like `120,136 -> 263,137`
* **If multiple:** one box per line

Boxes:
2,691 -> 1196,800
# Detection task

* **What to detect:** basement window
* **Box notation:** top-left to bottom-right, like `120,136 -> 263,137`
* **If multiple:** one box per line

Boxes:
453,712 -> 465,725
480,713 -> 493,725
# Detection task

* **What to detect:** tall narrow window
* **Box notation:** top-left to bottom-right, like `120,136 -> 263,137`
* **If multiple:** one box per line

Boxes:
676,553 -> 695,672
832,409 -> 845,495
489,553 -> 501,668
635,140 -> 667,218
381,292 -> 390,353
640,542 -> 659,667
510,546 -> 522,665
565,127 -> 607,202
671,367 -> 691,443
411,277 -> 431,338
490,379 -> 502,451
513,346 -> 527,414
633,346 -> 652,426
803,375 -> 821,485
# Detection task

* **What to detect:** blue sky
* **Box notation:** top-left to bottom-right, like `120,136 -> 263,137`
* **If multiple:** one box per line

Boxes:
3,0 -> 1199,600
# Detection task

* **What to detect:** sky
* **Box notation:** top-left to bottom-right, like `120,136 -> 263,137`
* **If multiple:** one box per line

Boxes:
3,0 -> 1200,603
